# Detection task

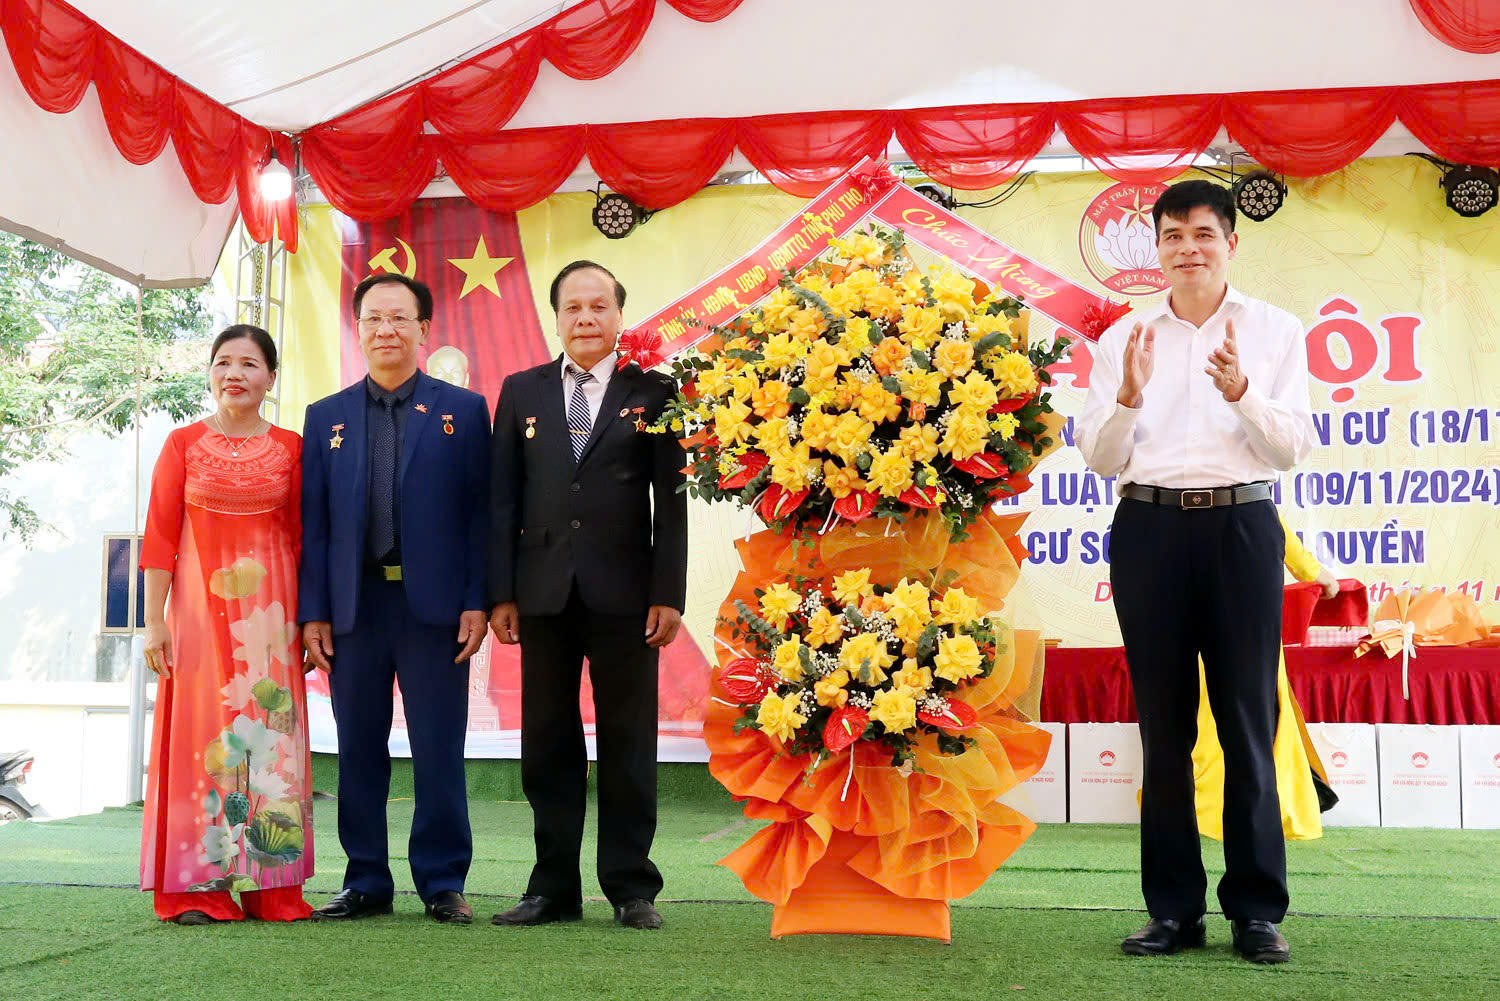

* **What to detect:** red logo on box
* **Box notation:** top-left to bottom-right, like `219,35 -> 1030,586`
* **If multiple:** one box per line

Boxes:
1492,752 -> 1500,770
1331,751 -> 1348,768
1098,750 -> 1116,767
1411,751 -> 1430,769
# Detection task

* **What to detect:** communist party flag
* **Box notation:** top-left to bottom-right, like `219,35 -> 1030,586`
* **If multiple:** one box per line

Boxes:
338,198 -> 552,410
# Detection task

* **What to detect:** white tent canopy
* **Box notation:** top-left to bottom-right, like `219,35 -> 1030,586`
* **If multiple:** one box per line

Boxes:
3,0 -> 1498,284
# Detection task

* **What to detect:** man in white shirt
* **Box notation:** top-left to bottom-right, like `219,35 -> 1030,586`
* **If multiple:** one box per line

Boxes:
1078,180 -> 1313,965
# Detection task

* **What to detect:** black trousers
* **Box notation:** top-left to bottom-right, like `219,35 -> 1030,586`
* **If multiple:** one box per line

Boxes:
519,585 -> 663,906
1110,497 -> 1289,923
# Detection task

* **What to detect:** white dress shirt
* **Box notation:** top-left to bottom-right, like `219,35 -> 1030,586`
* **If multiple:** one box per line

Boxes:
561,350 -> 617,429
1076,285 -> 1314,488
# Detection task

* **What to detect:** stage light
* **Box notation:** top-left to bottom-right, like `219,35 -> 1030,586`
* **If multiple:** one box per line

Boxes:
592,192 -> 648,239
913,183 -> 955,210
258,148 -> 293,202
1231,169 -> 1285,222
1441,163 -> 1499,218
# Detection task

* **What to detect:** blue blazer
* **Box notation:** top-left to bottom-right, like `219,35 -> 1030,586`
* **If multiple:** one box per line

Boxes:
299,372 -> 490,634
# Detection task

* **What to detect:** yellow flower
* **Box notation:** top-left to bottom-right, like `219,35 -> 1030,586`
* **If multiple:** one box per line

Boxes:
814,669 -> 852,708
760,332 -> 808,372
806,607 -> 846,648
899,368 -> 943,407
728,370 -> 760,403
885,578 -> 933,639
751,380 -> 793,420
897,423 -> 941,464
870,337 -> 910,377
754,416 -> 792,452
770,442 -> 816,491
824,282 -> 860,317
869,688 -> 917,733
948,371 -> 999,411
800,272 -> 832,295
842,268 -> 878,293
933,339 -> 975,379
839,633 -> 896,685
933,633 -> 984,683
831,568 -> 875,605
930,268 -> 977,321
713,398 -> 755,446
932,586 -> 982,628
756,691 -> 808,742
774,635 -> 806,681
827,412 -> 874,464
892,659 -> 934,696
941,407 -> 990,460
855,382 -> 902,424
867,450 -> 915,498
696,360 -> 734,399
972,310 -> 1012,340
835,233 -> 888,269
822,459 -> 868,499
842,316 -> 874,356
989,412 -> 1020,439
900,304 -> 944,350
802,340 -> 847,395
800,410 -> 837,450
786,307 -> 827,343
861,283 -> 901,322
759,582 -> 802,629
991,351 -> 1039,396
761,287 -> 798,327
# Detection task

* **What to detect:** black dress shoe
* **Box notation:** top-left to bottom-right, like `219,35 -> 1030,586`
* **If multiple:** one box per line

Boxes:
425,890 -> 473,924
614,898 -> 663,930
169,910 -> 219,925
313,888 -> 393,921
1231,919 -> 1290,964
1121,916 -> 1206,956
491,894 -> 583,926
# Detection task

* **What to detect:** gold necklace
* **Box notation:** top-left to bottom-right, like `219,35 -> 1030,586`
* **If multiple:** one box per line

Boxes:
214,414 -> 263,457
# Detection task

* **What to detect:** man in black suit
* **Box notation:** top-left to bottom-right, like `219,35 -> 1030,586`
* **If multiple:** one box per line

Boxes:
488,261 -> 687,931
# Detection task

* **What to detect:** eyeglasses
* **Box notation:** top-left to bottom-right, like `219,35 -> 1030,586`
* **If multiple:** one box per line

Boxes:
357,315 -> 420,332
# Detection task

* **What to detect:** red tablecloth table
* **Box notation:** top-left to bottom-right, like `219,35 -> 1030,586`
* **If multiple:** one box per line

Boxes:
1041,645 -> 1500,725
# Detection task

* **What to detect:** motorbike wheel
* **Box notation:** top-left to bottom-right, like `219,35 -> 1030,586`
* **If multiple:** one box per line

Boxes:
0,795 -> 30,823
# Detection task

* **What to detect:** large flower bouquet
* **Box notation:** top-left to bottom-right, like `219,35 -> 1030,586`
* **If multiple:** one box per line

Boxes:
721,572 -> 1004,769
652,225 -> 1070,539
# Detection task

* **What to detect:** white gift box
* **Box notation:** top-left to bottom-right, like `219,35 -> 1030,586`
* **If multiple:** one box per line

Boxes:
1378,724 -> 1461,829
1304,723 -> 1381,827
1459,725 -> 1500,830
1067,723 -> 1143,823
998,722 -> 1066,824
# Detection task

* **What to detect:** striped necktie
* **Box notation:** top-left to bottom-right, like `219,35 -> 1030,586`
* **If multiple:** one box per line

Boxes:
567,368 -> 595,461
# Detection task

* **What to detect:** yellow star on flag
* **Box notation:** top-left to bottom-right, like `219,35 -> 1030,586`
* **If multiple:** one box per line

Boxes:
448,236 -> 514,300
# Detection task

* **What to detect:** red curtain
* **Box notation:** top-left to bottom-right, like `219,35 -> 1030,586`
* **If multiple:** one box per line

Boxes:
1058,94 -> 1225,184
1224,88 -> 1401,177
420,36 -> 543,139
300,91 -> 437,223
1411,0 -> 1500,53
588,119 -> 736,209
894,104 -> 1056,189
738,111 -> 894,197
1398,80 -> 1500,165
436,127 -> 588,214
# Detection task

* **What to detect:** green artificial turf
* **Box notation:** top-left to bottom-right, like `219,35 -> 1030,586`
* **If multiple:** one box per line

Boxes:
2,782 -> 1497,1001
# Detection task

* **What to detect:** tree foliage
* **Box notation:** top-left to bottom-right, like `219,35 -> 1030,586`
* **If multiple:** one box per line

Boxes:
0,231 -> 212,543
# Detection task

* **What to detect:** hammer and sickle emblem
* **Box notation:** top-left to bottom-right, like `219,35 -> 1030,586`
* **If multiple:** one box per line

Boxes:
369,237 -> 417,278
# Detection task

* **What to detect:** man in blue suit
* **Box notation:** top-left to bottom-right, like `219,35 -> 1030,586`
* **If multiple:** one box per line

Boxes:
300,273 -> 490,924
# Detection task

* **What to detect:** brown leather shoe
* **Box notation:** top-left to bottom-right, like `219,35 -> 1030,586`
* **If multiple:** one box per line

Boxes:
1121,917 -> 1206,956
491,895 -> 583,926
425,890 -> 473,924
613,898 -> 663,930
1231,919 -> 1290,964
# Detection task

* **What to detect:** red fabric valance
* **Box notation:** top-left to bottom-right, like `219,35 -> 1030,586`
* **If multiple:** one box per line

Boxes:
1411,0 -> 1500,53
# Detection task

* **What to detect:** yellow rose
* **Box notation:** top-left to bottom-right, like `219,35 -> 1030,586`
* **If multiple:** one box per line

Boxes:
713,398 -> 755,446
761,287 -> 798,327
941,407 -> 990,460
885,578 -> 933,637
855,382 -> 902,424
930,268 -> 977,321
759,582 -> 802,629
861,284 -> 901,322
802,340 -> 847,396
899,368 -> 943,407
696,360 -> 734,399
773,635 -> 806,682
835,233 -> 888,269
839,633 -> 896,685
831,568 -> 875,605
990,412 -> 1020,440
827,412 -> 874,464
933,339 -> 975,379
867,450 -> 915,498
824,282 -> 860,317
933,633 -> 984,683
948,371 -> 999,411
750,380 -> 792,420
842,316 -> 874,356
760,332 -> 808,372
991,351 -> 1039,396
822,459 -> 868,499
800,273 -> 831,295
900,304 -> 944,350
842,268 -> 878,293
932,586 -> 982,628
756,691 -> 808,742
972,310 -> 1013,340
897,423 -> 941,464
729,370 -> 760,403
786,307 -> 827,343
770,442 -> 815,491
806,607 -> 846,648
754,416 -> 792,452
869,688 -> 917,733
870,336 -> 910,377
891,659 -> 934,696
800,410 -> 837,449
814,669 -> 852,708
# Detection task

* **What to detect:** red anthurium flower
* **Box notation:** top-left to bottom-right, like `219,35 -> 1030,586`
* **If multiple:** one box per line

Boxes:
916,698 -> 977,730
989,393 -> 1035,414
718,658 -> 775,703
718,450 -> 768,490
898,483 -> 943,509
953,452 -> 1008,479
823,706 -> 870,752
758,484 -> 808,522
833,489 -> 878,522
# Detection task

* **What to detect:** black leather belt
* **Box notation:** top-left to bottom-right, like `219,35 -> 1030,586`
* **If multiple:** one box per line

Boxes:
1120,482 -> 1272,509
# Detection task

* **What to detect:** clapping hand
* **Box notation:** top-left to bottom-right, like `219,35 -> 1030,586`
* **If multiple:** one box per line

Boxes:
1205,319 -> 1249,402
1117,322 -> 1155,409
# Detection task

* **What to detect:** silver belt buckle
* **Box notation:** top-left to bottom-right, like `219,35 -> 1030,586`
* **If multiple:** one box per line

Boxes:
1180,489 -> 1214,509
